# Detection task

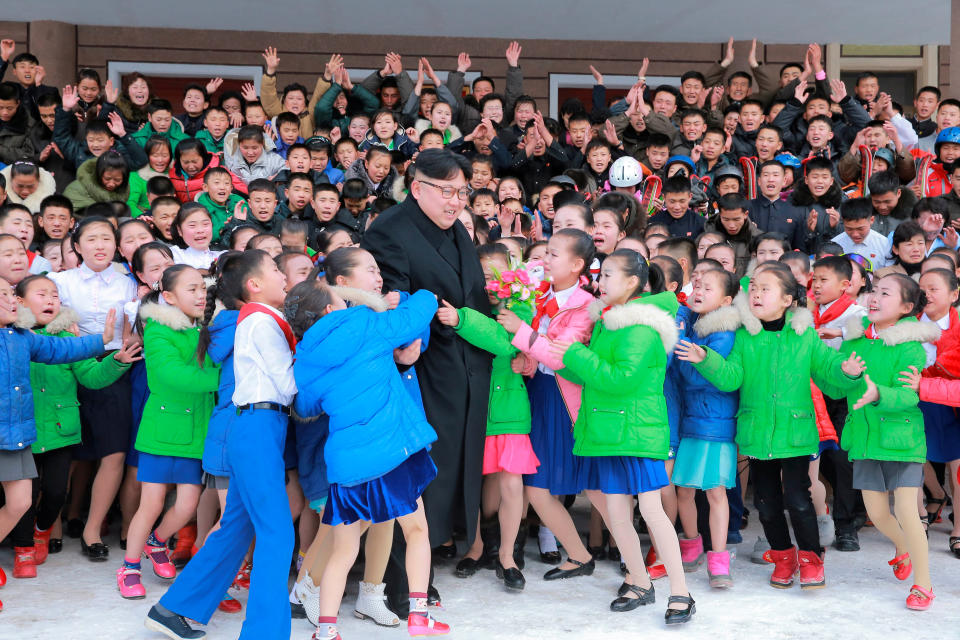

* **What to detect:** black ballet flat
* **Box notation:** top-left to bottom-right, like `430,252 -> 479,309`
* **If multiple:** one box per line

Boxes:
81,537 -> 109,562
66,518 -> 84,539
543,557 -> 595,581
587,545 -> 606,561
432,543 -> 457,561
496,560 -> 526,591
610,583 -> 655,612
48,538 -> 63,554
540,550 -> 562,565
455,556 -> 482,578
664,594 -> 696,624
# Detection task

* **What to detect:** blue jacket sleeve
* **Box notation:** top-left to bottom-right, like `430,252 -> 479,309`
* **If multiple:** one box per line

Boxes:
27,332 -> 104,365
371,290 -> 438,348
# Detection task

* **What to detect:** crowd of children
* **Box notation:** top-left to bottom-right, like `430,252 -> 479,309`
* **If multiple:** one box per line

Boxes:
0,33 -> 959,639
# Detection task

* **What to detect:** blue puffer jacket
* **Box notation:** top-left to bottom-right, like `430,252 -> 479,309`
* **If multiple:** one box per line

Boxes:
293,290 -> 438,487
663,304 -> 692,449
0,327 -> 104,450
673,305 -> 741,442
200,309 -> 237,477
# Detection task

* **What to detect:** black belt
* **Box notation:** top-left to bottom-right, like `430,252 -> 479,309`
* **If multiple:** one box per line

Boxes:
236,402 -> 291,415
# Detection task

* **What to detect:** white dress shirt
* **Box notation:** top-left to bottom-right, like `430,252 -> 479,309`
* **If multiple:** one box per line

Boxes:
49,263 -> 138,350
831,229 -> 892,269
232,307 -> 297,406
172,245 -> 225,270
920,311 -> 951,369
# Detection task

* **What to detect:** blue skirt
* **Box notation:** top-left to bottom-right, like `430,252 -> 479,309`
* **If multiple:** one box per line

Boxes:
126,360 -> 149,467
672,438 -> 738,489
579,455 -> 668,495
920,400 -> 960,463
524,370 -> 583,495
137,452 -> 203,485
322,448 -> 437,526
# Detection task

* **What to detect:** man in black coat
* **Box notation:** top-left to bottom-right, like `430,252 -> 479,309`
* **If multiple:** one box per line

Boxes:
360,149 -> 492,615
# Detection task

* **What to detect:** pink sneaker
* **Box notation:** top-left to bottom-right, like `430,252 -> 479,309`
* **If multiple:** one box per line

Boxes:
707,550 -> 732,588
679,535 -> 705,572
143,543 -> 176,579
408,612 -> 450,636
116,566 -> 146,599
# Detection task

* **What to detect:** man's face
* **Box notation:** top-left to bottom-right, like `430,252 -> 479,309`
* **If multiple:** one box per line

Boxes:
719,208 -> 747,236
716,177 -> 741,197
239,139 -> 264,164
701,132 -> 724,160
664,191 -> 692,218
856,77 -> 879,102
287,180 -> 313,211
941,142 -> 960,164
767,102 -> 785,123
278,122 -> 300,145
182,89 -> 207,116
312,190 -> 340,221
652,92 -> 677,119
287,148 -> 311,173
780,65 -> 802,87
870,189 -> 900,216
514,102 -> 535,128
413,171 -> 468,230
344,197 -> 366,215
863,125 -> 888,151
646,145 -> 669,170
37,104 -> 56,131
806,121 -> 834,150
309,150 -> 329,173
248,190 -> 278,221
805,168 -> 834,198
804,98 -> 831,120
203,173 -> 232,204
728,76 -> 751,101
568,120 -> 591,149
739,105 -> 764,132
915,91 -> 939,120
39,206 -> 73,239
587,147 -> 611,174
0,98 -> 19,122
939,106 -> 960,131
680,115 -> 706,142
204,111 -> 229,139
681,78 -> 703,105
754,129 -> 782,160
381,87 -> 400,109
85,132 -> 113,157
149,109 -> 172,133
759,166 -> 785,197
419,92 -> 437,119
12,61 -> 36,86
843,217 -> 873,244
473,79 -> 493,101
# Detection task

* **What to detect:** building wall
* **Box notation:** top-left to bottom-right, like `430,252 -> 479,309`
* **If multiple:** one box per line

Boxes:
0,20 -> 949,110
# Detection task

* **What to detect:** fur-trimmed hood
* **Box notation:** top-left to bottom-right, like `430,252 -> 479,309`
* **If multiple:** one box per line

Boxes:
15,306 -> 80,334
735,290 -> 814,336
694,304 -> 742,338
332,286 -> 389,312
0,165 -> 57,213
843,315 -> 942,346
588,294 -> 679,353
138,301 -> 196,331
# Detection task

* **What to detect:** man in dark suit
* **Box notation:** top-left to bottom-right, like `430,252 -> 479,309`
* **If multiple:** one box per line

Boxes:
361,149 -> 492,615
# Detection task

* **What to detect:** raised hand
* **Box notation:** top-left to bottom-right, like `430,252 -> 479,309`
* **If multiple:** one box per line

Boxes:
113,333 -> 144,364
674,339 -> 706,363
386,52 -> 403,75
690,143 -> 703,163
638,57 -> 650,79
807,209 -> 818,232
103,79 -> 119,104
0,39 -> 14,62
801,47 -> 813,81
710,85 -> 725,109
240,82 -> 258,103
794,80 -> 809,104
394,339 -> 422,365
34,65 -> 45,87
229,111 -> 244,128
436,299 -> 460,326
603,119 -> 619,146
324,53 -> 343,82
102,309 -> 117,346
897,365 -> 921,392
851,374 -> 879,411
339,66 -> 353,91
262,46 -> 280,74
829,78 -> 847,103
330,126 -> 341,144
205,77 -> 224,95
589,65 -> 604,86
231,199 -> 248,221
721,36 -> 735,67
748,38 -> 759,68
107,111 -> 127,137
497,307 -> 522,333
421,57 -> 440,86
380,54 -> 392,77
457,52 -> 472,74
841,351 -> 867,377
940,224 -> 959,249
826,207 -> 840,228
809,43 -> 823,72
60,85 -> 79,111
505,41 -> 522,67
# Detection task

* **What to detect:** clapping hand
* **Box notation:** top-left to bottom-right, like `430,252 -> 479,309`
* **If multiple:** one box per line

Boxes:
851,374 -> 879,410
841,351 -> 867,377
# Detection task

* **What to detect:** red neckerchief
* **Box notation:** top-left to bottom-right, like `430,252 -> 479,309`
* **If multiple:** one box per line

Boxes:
676,291 -> 688,306
864,323 -> 880,340
812,294 -> 855,329
238,302 -> 297,353
531,281 -> 559,332
26,250 -> 37,267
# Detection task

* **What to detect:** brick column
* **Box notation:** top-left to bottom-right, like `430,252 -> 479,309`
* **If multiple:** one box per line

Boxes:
28,21 -> 76,90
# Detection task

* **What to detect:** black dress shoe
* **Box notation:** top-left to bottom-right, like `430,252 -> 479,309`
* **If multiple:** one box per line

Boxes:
432,543 -> 457,561
145,604 -> 206,639
833,530 -> 860,552
664,594 -> 696,624
455,556 -> 482,578
544,557 -> 595,581
387,593 -> 409,618
587,545 -> 606,561
81,537 -> 109,562
48,538 -> 63,554
66,518 -> 84,539
539,550 -> 562,565
496,560 -> 526,591
610,583 -> 655,612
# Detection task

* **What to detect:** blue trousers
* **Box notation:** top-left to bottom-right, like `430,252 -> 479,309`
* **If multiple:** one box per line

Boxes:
160,407 -> 293,639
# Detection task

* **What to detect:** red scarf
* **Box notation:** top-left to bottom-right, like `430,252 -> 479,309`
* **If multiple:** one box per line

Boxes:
532,283 -> 560,331
811,294 -> 855,329
864,323 -> 879,340
238,302 -> 297,353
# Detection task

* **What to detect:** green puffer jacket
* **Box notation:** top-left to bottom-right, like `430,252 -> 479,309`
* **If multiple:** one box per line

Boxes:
195,129 -> 225,154
130,119 -> 190,150
16,307 -> 130,454
830,316 -> 940,464
196,192 -> 246,243
694,297 -> 862,460
63,158 -> 131,211
455,306 -> 532,437
561,292 -> 679,459
135,302 -> 219,459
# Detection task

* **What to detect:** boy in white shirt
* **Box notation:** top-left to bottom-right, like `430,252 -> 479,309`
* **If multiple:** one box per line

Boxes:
831,198 -> 891,269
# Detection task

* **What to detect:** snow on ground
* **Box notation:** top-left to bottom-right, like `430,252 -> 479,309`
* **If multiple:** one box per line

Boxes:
3,499 -> 960,640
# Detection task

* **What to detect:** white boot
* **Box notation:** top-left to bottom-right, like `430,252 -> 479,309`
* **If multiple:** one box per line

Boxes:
353,581 -> 400,627
817,514 -> 835,547
295,574 -> 322,627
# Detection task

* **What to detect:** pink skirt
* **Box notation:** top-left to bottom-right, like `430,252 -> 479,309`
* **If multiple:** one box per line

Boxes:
483,434 -> 541,475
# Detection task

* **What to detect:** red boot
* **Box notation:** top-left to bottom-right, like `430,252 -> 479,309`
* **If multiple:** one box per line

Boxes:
0,564 -> 6,587
767,547 -> 798,588
33,527 -> 52,565
798,549 -> 825,589
168,525 -> 197,569
13,548 -> 37,579
645,547 -> 667,580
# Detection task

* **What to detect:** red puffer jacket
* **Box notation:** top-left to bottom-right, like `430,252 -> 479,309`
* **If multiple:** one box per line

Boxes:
168,154 -> 247,203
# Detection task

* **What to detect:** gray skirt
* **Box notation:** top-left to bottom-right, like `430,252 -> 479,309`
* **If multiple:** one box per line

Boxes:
0,448 -> 38,482
203,472 -> 229,490
852,459 -> 923,492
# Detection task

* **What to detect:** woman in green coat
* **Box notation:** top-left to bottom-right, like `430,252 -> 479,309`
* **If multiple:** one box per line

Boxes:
9,276 -> 139,573
62,153 -> 131,214
676,262 -> 865,591
845,274 -> 941,611
552,249 -> 694,624
120,265 -> 219,599
436,244 -> 538,591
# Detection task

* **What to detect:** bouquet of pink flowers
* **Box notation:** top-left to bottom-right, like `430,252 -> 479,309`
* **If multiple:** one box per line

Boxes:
485,263 -> 543,314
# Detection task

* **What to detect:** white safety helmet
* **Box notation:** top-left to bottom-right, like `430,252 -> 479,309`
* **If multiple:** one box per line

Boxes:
609,156 -> 644,187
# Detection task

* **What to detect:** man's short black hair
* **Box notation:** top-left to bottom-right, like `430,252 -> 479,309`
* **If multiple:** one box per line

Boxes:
841,197 -> 874,222
472,76 -> 495,91
813,254 -> 853,280
662,175 -> 692,195
916,85 -> 942,101
728,71 -> 753,87
779,62 -> 803,76
718,193 -> 750,211
646,133 -> 671,149
413,148 -> 472,182
680,71 -> 706,85
11,53 -> 39,66
867,170 -> 901,197
856,71 -> 879,85
183,83 -> 208,100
